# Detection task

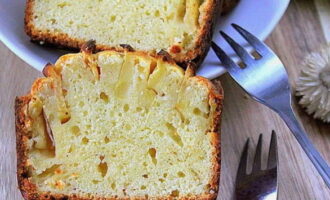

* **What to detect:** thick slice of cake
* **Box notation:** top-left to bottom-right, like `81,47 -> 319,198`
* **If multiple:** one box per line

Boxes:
25,0 -> 221,63
15,43 -> 223,199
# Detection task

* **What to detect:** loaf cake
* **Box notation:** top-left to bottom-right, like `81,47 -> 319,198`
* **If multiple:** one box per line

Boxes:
15,43 -> 223,199
25,0 -> 221,63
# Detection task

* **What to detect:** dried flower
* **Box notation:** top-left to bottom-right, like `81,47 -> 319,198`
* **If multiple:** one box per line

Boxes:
296,45 -> 330,123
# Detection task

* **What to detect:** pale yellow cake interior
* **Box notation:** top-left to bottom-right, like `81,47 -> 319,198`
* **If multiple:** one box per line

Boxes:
31,0 -> 210,56
26,51 -> 218,198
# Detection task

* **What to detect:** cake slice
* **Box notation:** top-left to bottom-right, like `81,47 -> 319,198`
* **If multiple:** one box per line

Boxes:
15,43 -> 223,199
25,0 -> 221,63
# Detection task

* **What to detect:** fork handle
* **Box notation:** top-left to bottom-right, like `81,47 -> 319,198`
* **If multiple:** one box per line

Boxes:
279,109 -> 330,188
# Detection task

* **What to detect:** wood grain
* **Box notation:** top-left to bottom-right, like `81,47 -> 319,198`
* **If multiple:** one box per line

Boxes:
0,0 -> 330,199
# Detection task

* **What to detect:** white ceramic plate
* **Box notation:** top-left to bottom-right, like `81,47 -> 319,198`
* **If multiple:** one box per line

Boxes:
0,0 -> 289,79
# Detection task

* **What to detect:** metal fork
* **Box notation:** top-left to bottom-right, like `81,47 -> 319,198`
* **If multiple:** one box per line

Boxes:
235,131 -> 278,200
211,24 -> 330,188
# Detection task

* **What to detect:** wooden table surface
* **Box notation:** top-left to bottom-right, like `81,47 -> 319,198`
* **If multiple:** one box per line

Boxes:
1,0 -> 330,199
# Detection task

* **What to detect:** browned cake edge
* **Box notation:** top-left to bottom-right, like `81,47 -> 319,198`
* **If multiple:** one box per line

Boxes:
24,0 -> 222,64
15,51 -> 224,200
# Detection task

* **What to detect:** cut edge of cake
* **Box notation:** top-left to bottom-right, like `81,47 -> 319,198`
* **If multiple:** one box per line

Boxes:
15,45 -> 223,200
24,0 -> 222,64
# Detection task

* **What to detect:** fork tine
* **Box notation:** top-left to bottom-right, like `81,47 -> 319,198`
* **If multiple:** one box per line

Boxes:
220,31 -> 254,66
252,134 -> 263,172
232,23 -> 270,56
211,42 -> 241,72
237,138 -> 250,179
267,131 -> 278,169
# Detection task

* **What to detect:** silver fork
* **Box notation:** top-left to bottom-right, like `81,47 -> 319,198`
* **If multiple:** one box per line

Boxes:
236,131 -> 278,200
211,24 -> 330,188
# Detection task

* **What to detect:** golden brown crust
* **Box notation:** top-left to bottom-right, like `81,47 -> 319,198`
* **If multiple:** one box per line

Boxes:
186,0 -> 221,65
209,80 -> 223,196
15,50 -> 223,200
16,95 -> 38,200
189,77 -> 223,198
24,0 -> 222,65
81,40 -> 97,54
